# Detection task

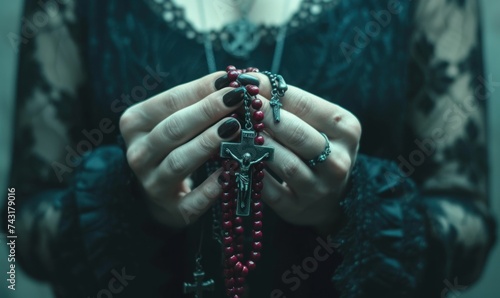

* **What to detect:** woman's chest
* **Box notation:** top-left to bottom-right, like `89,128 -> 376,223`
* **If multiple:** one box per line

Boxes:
83,0 -> 412,158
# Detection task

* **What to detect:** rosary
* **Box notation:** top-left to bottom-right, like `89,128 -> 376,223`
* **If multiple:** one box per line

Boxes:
183,66 -> 287,298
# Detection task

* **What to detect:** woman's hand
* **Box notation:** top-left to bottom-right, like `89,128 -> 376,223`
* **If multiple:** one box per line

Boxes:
243,73 -> 362,235
119,72 -> 258,228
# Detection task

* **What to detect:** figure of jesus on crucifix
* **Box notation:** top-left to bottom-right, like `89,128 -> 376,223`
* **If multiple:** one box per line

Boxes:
220,130 -> 274,216
225,149 -> 269,207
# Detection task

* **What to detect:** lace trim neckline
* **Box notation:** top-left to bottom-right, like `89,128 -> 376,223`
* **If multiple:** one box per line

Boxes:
144,0 -> 340,45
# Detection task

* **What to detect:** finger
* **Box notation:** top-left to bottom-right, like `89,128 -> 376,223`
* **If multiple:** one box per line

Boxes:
175,169 -> 223,226
143,86 -> 246,162
150,118 -> 241,184
149,168 -> 223,228
314,140 -> 353,181
261,135 -> 316,192
238,73 -> 360,141
259,174 -> 312,225
121,71 -> 227,141
258,98 -> 331,161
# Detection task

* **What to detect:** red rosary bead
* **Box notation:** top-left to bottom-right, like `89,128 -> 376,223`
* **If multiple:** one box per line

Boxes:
225,247 -> 235,256
253,221 -> 263,230
229,81 -> 240,88
250,252 -> 261,261
254,170 -> 265,181
253,181 -> 263,191
234,226 -> 244,234
255,162 -> 264,170
254,211 -> 263,220
252,202 -> 263,211
221,192 -> 232,201
228,70 -> 239,81
254,122 -> 265,132
223,212 -> 232,221
246,85 -> 259,96
253,231 -> 263,240
234,217 -> 243,225
252,242 -> 262,250
225,278 -> 235,288
246,260 -> 256,271
254,135 -> 264,145
223,236 -> 233,246
234,262 -> 243,272
251,98 -> 263,109
222,202 -> 231,212
223,221 -> 233,230
252,192 -> 262,201
226,65 -> 237,72
240,266 -> 249,277
228,256 -> 238,266
253,110 -> 264,121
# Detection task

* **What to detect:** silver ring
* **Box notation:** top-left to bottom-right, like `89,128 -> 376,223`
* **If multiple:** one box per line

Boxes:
308,133 -> 331,167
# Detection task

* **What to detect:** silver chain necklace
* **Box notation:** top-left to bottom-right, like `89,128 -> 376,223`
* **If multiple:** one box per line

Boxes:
198,0 -> 289,73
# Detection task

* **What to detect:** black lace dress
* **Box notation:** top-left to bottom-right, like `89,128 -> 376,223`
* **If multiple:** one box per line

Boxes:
5,0 -> 496,297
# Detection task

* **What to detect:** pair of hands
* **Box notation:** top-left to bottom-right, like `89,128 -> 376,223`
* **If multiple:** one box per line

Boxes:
119,71 -> 361,234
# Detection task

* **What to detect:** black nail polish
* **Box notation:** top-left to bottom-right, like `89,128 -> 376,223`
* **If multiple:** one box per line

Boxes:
223,87 -> 245,107
218,119 -> 240,139
215,74 -> 230,90
238,74 -> 259,86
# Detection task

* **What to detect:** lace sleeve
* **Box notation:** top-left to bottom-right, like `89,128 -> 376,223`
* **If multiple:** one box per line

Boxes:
5,0 -> 87,279
408,0 -> 495,286
330,0 -> 495,296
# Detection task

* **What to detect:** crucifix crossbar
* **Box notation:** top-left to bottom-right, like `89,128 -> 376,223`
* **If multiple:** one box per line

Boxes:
220,130 -> 274,216
183,269 -> 214,298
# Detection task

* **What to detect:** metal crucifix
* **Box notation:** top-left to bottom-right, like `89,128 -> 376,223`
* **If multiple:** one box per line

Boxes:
220,130 -> 274,216
183,269 -> 214,298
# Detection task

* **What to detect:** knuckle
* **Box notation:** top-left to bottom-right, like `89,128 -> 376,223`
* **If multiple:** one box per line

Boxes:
288,125 -> 308,148
345,114 -> 362,143
142,176 -> 161,200
119,108 -> 138,134
162,117 -> 184,141
291,93 -> 314,117
201,182 -> 221,201
331,152 -> 352,180
281,160 -> 301,181
163,91 -> 181,113
165,152 -> 187,175
198,134 -> 217,154
315,183 -> 331,198
199,100 -> 218,120
126,144 -> 146,172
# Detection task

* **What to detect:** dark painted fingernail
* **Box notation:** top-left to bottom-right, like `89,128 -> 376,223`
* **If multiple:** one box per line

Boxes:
218,119 -> 240,138
223,87 -> 246,107
215,74 -> 230,90
238,74 -> 259,86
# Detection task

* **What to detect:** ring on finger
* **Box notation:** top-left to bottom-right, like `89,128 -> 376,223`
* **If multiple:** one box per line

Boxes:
307,133 -> 331,167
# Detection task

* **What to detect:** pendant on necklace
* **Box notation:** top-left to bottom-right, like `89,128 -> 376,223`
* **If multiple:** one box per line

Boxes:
222,19 -> 261,58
